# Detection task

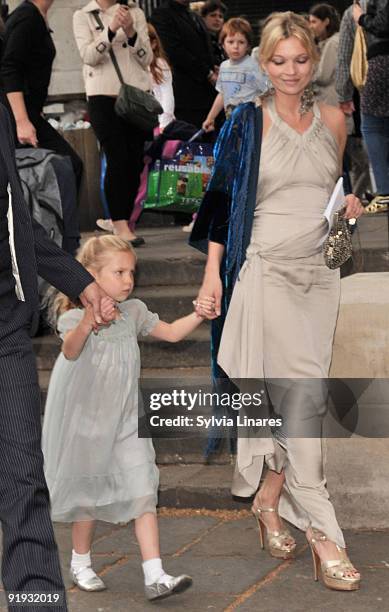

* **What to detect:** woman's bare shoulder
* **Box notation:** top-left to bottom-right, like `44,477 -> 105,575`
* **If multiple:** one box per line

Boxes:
319,103 -> 346,134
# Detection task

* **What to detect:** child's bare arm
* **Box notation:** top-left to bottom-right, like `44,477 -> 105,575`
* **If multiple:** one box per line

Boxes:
149,312 -> 205,343
62,305 -> 94,360
203,93 -> 224,131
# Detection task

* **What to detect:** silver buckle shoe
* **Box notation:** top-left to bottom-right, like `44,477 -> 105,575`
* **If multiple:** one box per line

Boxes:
70,567 -> 107,592
145,574 -> 192,601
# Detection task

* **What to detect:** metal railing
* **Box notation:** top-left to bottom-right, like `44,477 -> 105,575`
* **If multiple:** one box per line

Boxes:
138,0 -> 161,19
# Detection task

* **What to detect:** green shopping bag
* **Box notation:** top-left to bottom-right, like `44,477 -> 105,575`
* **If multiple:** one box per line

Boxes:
144,142 -> 214,213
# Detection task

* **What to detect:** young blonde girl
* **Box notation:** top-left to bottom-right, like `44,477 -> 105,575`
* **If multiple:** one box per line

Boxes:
42,235 -> 212,601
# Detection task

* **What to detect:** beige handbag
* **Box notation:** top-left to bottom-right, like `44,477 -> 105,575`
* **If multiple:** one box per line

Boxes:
350,25 -> 368,90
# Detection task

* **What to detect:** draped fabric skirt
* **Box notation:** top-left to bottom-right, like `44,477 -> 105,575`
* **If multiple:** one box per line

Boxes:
218,196 -> 345,547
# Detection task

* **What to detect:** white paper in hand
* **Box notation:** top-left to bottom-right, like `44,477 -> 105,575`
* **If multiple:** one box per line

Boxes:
324,177 -> 345,225
318,177 -> 345,246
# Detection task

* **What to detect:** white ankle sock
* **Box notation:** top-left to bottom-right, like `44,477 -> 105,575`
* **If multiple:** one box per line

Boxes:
71,550 -> 91,573
71,550 -> 100,582
142,558 -> 172,586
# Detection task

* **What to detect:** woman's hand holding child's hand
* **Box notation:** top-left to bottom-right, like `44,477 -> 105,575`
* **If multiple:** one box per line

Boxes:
193,296 -> 218,320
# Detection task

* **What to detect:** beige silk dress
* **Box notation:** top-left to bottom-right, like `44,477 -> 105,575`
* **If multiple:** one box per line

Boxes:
218,96 -> 345,546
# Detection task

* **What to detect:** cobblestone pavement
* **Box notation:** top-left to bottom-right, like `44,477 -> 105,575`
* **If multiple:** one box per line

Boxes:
2,509 -> 388,611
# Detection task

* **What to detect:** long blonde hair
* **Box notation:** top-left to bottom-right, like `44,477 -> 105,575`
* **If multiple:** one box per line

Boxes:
259,11 -> 319,67
50,235 -> 136,325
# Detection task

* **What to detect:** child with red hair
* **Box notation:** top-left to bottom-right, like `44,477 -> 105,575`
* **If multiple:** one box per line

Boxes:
203,17 -> 267,131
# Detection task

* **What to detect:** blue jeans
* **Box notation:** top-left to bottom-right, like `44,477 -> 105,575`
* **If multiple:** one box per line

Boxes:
361,113 -> 389,194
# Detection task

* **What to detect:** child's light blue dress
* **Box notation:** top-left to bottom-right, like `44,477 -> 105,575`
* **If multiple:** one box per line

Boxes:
42,299 -> 160,523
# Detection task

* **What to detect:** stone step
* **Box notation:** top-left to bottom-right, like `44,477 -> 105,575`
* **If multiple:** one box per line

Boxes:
132,284 -> 201,321
33,326 -> 211,371
344,247 -> 389,276
136,211 -> 176,228
83,227 -> 206,287
144,327 -> 210,367
135,254 -> 205,287
158,464 -> 244,510
128,227 -> 206,287
158,457 -> 389,528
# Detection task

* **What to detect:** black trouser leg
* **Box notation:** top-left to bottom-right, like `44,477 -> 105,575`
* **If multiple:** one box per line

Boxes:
88,96 -> 148,222
0,333 -> 67,611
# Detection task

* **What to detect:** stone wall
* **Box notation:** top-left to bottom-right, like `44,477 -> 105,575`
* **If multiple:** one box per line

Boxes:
8,0 -> 85,97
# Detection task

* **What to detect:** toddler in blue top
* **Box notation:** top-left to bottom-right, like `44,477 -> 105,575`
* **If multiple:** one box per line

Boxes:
203,17 -> 267,131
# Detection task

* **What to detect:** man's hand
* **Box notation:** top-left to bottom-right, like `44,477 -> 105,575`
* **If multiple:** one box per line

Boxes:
16,118 -> 38,147
353,3 -> 363,23
339,101 -> 355,116
79,282 -> 116,326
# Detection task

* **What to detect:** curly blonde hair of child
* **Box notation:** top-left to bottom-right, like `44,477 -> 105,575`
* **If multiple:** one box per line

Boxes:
49,235 -> 136,327
259,11 -> 319,67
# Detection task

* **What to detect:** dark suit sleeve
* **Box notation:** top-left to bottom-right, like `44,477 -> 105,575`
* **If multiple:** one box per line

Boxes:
359,2 -> 389,36
150,10 -> 212,81
32,217 -> 94,301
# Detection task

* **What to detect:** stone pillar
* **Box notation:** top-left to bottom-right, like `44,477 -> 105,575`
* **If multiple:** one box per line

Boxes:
327,272 -> 389,528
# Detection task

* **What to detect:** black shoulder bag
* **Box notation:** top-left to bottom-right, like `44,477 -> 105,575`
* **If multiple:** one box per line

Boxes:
92,11 -> 163,131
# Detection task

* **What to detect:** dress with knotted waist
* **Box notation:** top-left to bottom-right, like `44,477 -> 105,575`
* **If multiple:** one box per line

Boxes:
218,96 -> 345,546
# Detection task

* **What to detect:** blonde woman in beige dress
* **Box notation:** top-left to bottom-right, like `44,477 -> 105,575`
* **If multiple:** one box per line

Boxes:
194,12 -> 364,591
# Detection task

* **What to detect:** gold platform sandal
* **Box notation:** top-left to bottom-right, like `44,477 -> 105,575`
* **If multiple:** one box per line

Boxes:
309,529 -> 360,591
251,505 -> 296,560
364,195 -> 389,214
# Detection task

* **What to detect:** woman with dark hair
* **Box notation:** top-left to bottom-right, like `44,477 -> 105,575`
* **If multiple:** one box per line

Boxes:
309,3 -> 340,39
309,3 -> 341,106
201,0 -> 227,66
